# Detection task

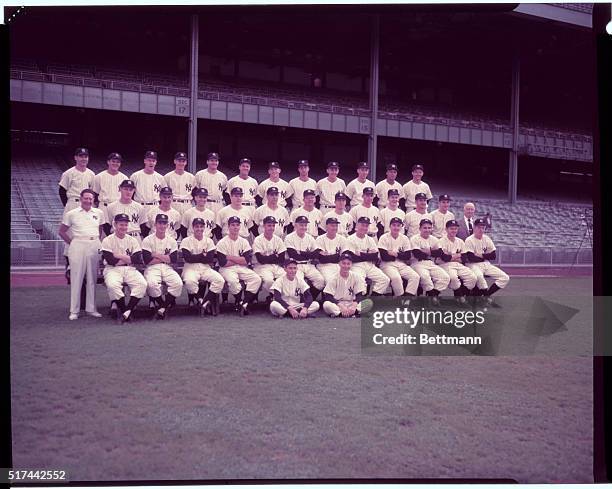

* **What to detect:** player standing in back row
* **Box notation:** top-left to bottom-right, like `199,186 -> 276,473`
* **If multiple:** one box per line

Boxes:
316,161 -> 346,212
288,160 -> 317,208
345,161 -> 375,208
403,164 -> 433,210
91,152 -> 128,224
195,152 -> 228,215
164,152 -> 196,216
226,158 -> 258,218
129,150 -> 167,207
375,163 -> 404,209
59,147 -> 96,216
257,161 -> 293,208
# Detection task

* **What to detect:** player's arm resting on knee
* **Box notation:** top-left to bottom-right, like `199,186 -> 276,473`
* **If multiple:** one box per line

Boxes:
379,248 -> 395,261
412,249 -> 430,260
58,186 -> 68,206
273,289 -> 291,309
181,249 -> 200,263
102,250 -> 121,266
286,247 -> 309,261
398,249 -> 412,261
483,250 -> 496,260
466,251 -> 485,262
439,250 -> 453,262
58,224 -> 72,244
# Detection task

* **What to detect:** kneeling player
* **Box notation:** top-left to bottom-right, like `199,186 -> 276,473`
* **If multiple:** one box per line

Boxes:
141,213 -> 183,319
378,217 -> 420,298
270,259 -> 320,318
410,218 -> 450,305
464,218 -> 510,303
180,218 -> 225,316
436,220 -> 477,303
322,253 -> 367,318
101,213 -> 148,323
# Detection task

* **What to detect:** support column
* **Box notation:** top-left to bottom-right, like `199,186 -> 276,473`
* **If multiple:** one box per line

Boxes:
368,14 -> 380,183
188,14 -> 199,175
508,54 -> 520,204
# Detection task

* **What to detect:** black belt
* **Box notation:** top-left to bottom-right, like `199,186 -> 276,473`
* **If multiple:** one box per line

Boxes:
242,202 -> 254,206
295,261 -> 309,265
367,233 -> 377,237
72,198 -> 80,202
173,198 -> 191,203
207,199 -> 220,203
127,231 -> 140,237
101,202 -> 109,206
142,202 -> 157,206
321,204 -> 335,208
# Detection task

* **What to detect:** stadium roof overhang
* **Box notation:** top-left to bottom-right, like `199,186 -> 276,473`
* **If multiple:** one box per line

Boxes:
510,3 -> 592,29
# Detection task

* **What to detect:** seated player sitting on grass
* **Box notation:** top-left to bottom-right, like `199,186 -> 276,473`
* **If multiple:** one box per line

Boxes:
269,259 -> 320,318
322,253 -> 368,318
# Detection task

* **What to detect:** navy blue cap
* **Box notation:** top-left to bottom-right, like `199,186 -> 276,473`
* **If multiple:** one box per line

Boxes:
446,219 -> 460,228
207,152 -> 220,160
339,252 -> 353,261
268,161 -> 281,169
266,186 -> 279,195
155,213 -> 169,223
357,216 -> 371,224
303,189 -> 316,197
387,189 -> 400,197
362,187 -> 375,195
294,215 -> 309,224
263,216 -> 278,224
192,218 -> 206,226
474,218 -> 486,226
298,159 -> 309,166
120,179 -> 136,188
412,164 -> 424,172
389,217 -> 404,225
326,217 -> 340,225
415,192 -> 428,200
386,163 -> 398,171
174,152 -> 187,160
74,147 -> 89,156
227,216 -> 241,225
114,213 -> 130,222
107,152 -> 122,162
357,161 -> 369,169
327,161 -> 339,168
419,218 -> 433,227
334,191 -> 347,201
159,187 -> 173,195
230,187 -> 243,195
192,187 -> 208,197
284,258 -> 298,266
144,150 -> 157,159
239,158 -> 251,165
438,194 -> 451,201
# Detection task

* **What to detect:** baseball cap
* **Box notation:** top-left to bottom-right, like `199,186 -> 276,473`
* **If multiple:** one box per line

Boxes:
438,194 -> 452,201
386,163 -> 398,171
227,216 -> 241,225
412,164 -> 424,171
387,189 -> 400,197
294,215 -> 309,224
474,218 -> 486,226
155,213 -> 169,223
192,218 -> 206,226
144,150 -> 158,159
114,213 -> 130,222
446,219 -> 460,228
119,179 -> 136,188
303,189 -> 316,197
107,152 -> 122,162
357,216 -> 371,224
266,186 -> 279,195
262,216 -> 278,225
284,258 -> 298,267
326,217 -> 340,225
415,192 -> 428,201
297,159 -> 309,167
207,152 -> 220,160
339,252 -> 353,262
239,158 -> 251,165
389,217 -> 404,226
74,147 -> 89,156
269,161 -> 281,169
192,187 -> 208,197
335,192 -> 348,201
327,161 -> 339,169
419,218 -> 433,227
174,152 -> 187,160
230,187 -> 243,196
159,186 -> 173,195
357,161 -> 369,169
362,187 -> 375,195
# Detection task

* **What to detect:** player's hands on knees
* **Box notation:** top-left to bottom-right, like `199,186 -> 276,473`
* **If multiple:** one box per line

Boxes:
298,308 -> 308,319
288,307 -> 299,319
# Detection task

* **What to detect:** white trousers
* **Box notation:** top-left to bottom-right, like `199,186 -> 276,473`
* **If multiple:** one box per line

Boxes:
171,201 -> 193,215
253,264 -> 285,295
317,263 -> 340,286
67,238 -> 100,314
412,260 -> 450,292
352,262 -> 390,294
219,265 -> 262,294
144,264 -> 183,298
439,262 -> 478,290
270,300 -> 320,317
467,262 -> 510,290
380,261 -> 420,296
182,263 -> 225,294
296,263 -> 325,290
103,266 -> 147,301
323,300 -> 362,317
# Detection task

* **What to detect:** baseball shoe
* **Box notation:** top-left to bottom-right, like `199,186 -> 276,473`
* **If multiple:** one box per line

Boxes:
148,298 -> 156,309
86,311 -> 102,318
68,313 -> 78,321
239,301 -> 250,316
109,303 -> 118,319
121,310 -> 133,324
431,296 -> 440,307
155,307 -> 166,320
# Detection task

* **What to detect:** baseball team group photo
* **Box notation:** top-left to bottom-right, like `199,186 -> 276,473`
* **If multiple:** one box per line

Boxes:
9,3 -> 597,484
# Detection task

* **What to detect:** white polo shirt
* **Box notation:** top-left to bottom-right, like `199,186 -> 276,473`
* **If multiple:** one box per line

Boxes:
62,206 -> 105,238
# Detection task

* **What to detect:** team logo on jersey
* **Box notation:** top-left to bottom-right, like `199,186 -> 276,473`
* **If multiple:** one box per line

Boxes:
281,190 -> 287,199
278,218 -> 286,228
206,219 -> 215,229
154,184 -> 162,193
92,215 -> 98,220
249,188 -> 256,196
335,246 -> 342,255
373,216 -> 379,223
185,183 -> 193,192
169,223 -> 176,230
315,220 -> 321,229
126,248 -> 133,256
131,213 -> 139,223
348,286 -> 354,295
164,248 -> 171,255
483,247 -> 488,253
295,287 -> 302,297
218,182 -> 223,192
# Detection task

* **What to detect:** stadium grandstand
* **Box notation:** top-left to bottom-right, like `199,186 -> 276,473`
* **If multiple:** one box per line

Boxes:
9,4 -> 594,268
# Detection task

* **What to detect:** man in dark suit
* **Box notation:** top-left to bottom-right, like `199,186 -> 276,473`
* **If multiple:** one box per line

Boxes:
457,202 -> 476,241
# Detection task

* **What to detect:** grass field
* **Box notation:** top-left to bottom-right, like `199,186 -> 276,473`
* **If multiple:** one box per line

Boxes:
10,277 -> 593,482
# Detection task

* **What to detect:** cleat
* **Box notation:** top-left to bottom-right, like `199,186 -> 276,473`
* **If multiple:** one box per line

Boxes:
121,310 -> 132,324
239,302 -> 249,316
431,296 -> 440,306
87,311 -> 102,318
69,313 -> 78,321
156,307 -> 166,320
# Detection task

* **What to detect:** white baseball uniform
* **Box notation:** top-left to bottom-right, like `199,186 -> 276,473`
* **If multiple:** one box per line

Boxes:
141,233 -> 183,299
181,207 -> 216,238
129,169 -> 167,206
409,234 -> 450,292
195,169 -> 228,215
163,170 -> 196,214
59,166 -> 96,215
436,235 -> 477,290
380,206 -> 406,233
252,233 -> 287,295
464,234 -> 510,290
106,200 -> 148,240
322,270 -> 366,317
269,274 -> 320,317
257,178 -> 293,208
288,177 -> 317,208
284,231 -> 325,290
215,235 -> 262,295
345,178 -> 375,207
314,233 -> 349,285
316,177 -> 346,210
349,204 -> 381,236
100,233 -> 147,301
345,233 -> 390,294
253,204 -> 290,238
180,235 -> 225,294
403,180 -> 433,209
375,179 -> 404,208
227,175 -> 258,213
377,232 -> 420,296
322,209 -> 354,237
430,209 -> 455,239
405,210 -> 433,238
289,206 -> 323,237
216,205 -> 253,239
146,206 -> 182,241
91,169 -> 128,219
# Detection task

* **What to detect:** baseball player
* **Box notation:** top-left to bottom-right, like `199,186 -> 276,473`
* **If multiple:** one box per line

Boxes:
464,218 -> 510,303
270,259 -> 320,318
129,150 -> 167,207
348,187 -> 382,237
91,152 -> 128,223
141,213 -> 183,320
321,192 -> 354,237
314,216 -> 349,286
58,189 -> 105,320
257,161 -> 293,208
180,217 -> 225,316
403,164 -> 433,210
195,152 -> 228,215
288,189 -> 323,237
410,218 -> 450,305
226,158 -> 258,216
216,187 -> 255,240
100,213 -> 148,323
164,152 -> 196,215
379,189 -> 406,234
288,159 -> 317,208
405,192 -> 433,238
59,147 -> 96,216
215,216 -> 262,316
316,161 -> 346,212
144,187 -> 182,241
284,215 -> 326,300
105,179 -> 148,242
345,161 -> 375,208
181,187 -> 216,239
378,217 -> 420,298
346,217 -> 390,296
252,216 -> 287,299
253,187 -> 290,238
322,252 -> 367,318
375,162 -> 404,209
430,194 -> 455,239
436,219 -> 477,303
